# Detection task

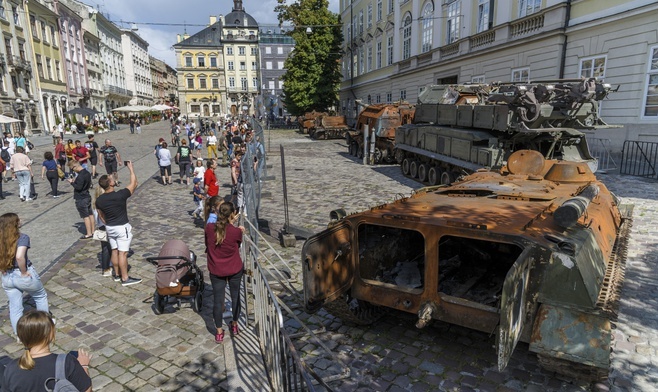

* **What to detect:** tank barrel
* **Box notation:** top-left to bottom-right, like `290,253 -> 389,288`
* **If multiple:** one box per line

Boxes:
554,184 -> 600,227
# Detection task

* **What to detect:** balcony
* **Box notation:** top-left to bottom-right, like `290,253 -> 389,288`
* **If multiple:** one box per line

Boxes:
8,55 -> 31,72
510,13 -> 545,38
103,84 -> 132,98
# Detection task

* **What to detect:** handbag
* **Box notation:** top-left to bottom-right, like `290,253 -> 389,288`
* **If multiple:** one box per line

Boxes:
92,228 -> 107,241
57,167 -> 65,180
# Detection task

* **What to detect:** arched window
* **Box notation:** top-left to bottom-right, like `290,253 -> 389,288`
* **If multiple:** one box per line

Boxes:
402,14 -> 412,60
421,2 -> 434,53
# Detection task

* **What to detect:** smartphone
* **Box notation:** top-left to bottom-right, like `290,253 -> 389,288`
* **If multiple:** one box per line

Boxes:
69,350 -> 78,358
124,160 -> 129,166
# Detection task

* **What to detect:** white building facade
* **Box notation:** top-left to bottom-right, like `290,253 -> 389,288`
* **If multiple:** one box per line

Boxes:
121,30 -> 153,106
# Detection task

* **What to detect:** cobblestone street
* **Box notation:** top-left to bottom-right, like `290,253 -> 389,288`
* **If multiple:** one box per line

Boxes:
0,122 -> 656,391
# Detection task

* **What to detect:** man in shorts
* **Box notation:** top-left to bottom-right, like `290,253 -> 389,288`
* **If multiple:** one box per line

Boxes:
85,134 -> 100,178
95,161 -> 141,286
68,161 -> 94,239
99,139 -> 122,185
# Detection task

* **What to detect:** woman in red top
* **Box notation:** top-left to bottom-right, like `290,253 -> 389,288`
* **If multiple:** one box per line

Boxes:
204,201 -> 245,343
203,160 -> 219,197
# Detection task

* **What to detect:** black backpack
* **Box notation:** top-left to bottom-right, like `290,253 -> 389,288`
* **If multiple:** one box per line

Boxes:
1,147 -> 10,162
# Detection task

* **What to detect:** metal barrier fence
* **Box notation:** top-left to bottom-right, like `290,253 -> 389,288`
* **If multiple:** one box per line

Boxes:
588,137 -> 618,173
620,140 -> 658,179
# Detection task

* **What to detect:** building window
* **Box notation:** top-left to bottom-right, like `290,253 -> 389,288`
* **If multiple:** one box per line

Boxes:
277,46 -> 283,55
212,78 -> 219,89
266,61 -> 272,70
4,38 -> 11,57
238,46 -> 245,55
511,67 -> 529,82
240,61 -> 246,70
268,80 -> 275,89
46,58 -> 53,79
421,2 -> 433,53
278,80 -> 283,90
400,90 -> 406,100
55,61 -> 61,81
367,46 -> 372,71
377,0 -> 382,21
199,78 -> 207,89
41,21 -> 48,42
478,0 -> 492,33
191,104 -> 200,113
210,57 -> 217,67
376,41 -> 382,69
198,56 -> 205,67
227,47 -> 233,55
367,3 -> 373,29
229,77 -> 235,88
277,61 -> 284,69
241,77 -> 247,90
402,14 -> 412,60
643,46 -> 658,117
472,75 -> 485,83
228,61 -> 234,70
252,61 -> 257,70
387,36 -> 393,65
36,55 -> 43,78
187,78 -> 194,88
358,10 -> 364,34
375,94 -> 381,103
12,6 -> 19,25
519,0 -> 541,18
251,47 -> 257,56
579,55 -> 606,79
265,46 -> 271,54
51,26 -> 58,46
252,78 -> 258,89
447,1 -> 461,44
185,56 -> 192,67
388,0 -> 394,14
30,15 -> 37,37
386,92 -> 392,103
0,4 -> 5,20
359,47 -> 364,75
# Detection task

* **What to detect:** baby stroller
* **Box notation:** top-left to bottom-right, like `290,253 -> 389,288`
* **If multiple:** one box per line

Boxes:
146,239 -> 205,314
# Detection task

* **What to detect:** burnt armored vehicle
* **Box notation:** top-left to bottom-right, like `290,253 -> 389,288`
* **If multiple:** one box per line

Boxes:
396,79 -> 618,185
298,111 -> 326,134
346,102 -> 415,163
302,150 -> 632,380
310,114 -> 350,140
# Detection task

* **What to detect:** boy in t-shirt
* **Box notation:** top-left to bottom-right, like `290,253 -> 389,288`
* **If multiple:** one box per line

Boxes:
191,177 -> 205,219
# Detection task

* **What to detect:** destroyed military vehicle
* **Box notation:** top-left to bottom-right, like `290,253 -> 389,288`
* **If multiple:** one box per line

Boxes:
302,150 -> 632,380
346,102 -> 415,163
298,111 -> 326,134
396,79 -> 618,185
310,114 -> 350,140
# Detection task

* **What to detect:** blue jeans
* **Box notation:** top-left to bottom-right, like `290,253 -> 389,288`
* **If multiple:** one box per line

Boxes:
2,266 -> 49,333
15,170 -> 30,199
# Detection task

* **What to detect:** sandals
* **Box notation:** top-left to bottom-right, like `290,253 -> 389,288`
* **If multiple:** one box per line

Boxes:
231,323 -> 239,335
215,330 -> 225,343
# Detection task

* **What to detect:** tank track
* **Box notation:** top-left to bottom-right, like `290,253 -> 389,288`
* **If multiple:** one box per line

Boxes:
323,294 -> 386,326
538,206 -> 633,383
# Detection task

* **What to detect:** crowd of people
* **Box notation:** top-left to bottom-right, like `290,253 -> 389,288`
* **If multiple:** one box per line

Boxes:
0,115 -> 264,387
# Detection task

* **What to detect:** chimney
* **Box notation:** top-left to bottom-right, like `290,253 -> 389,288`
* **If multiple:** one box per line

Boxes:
177,34 -> 181,43
183,33 -> 190,40
219,14 -> 224,25
210,16 -> 217,25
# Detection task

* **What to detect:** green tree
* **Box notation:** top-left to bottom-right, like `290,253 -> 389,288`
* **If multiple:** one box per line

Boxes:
276,0 -> 343,116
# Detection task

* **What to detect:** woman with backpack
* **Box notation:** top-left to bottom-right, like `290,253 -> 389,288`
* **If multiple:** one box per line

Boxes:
1,310 -> 92,391
175,139 -> 193,185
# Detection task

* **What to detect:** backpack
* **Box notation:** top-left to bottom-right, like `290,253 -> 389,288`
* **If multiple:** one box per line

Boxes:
0,147 -> 10,162
44,354 -> 80,392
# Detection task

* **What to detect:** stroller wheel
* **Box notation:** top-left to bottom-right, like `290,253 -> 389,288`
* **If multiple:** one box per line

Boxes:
193,289 -> 203,313
154,291 -> 166,315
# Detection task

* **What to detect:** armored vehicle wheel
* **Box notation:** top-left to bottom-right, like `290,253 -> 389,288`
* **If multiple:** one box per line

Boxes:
440,170 -> 455,185
418,164 -> 428,182
402,158 -> 411,175
153,291 -> 166,315
537,354 -> 609,382
410,161 -> 419,178
373,148 -> 383,164
192,290 -> 203,313
427,167 -> 439,186
394,149 -> 405,164
323,294 -> 386,326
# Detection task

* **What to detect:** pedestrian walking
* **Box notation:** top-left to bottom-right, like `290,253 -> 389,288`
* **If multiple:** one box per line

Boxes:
204,201 -> 245,343
85,134 -> 100,178
68,161 -> 94,239
95,161 -> 141,286
54,137 -> 67,175
99,139 -> 122,185
72,140 -> 91,172
206,133 -> 218,159
1,310 -> 93,392
0,213 -> 50,335
195,132 -> 203,159
192,177 -> 205,219
176,139 -> 193,185
204,159 -> 219,197
1,139 -> 11,183
93,186 -> 112,277
9,147 -> 32,201
64,139 -> 75,178
40,151 -> 60,198
158,142 -> 173,185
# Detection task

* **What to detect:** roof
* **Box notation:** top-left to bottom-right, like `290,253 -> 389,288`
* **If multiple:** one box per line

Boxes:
224,0 -> 258,28
174,21 -> 223,48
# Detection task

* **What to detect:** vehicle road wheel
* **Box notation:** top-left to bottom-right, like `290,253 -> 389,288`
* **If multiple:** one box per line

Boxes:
428,167 -> 438,186
440,170 -> 455,185
410,161 -> 419,178
418,164 -> 428,182
402,158 -> 411,175
394,149 -> 405,164
323,294 -> 386,326
373,148 -> 383,164
153,291 -> 165,315
192,289 -> 203,313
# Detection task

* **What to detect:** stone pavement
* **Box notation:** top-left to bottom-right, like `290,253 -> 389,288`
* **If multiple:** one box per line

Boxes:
0,123 -> 657,391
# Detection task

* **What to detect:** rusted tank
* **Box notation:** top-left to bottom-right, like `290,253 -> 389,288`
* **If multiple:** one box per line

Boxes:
396,79 -> 619,185
346,102 -> 414,163
302,150 -> 632,382
298,111 -> 326,134
310,114 -> 350,140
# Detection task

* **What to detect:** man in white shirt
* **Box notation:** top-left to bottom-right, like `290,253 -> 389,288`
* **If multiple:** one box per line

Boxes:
206,134 -> 218,159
